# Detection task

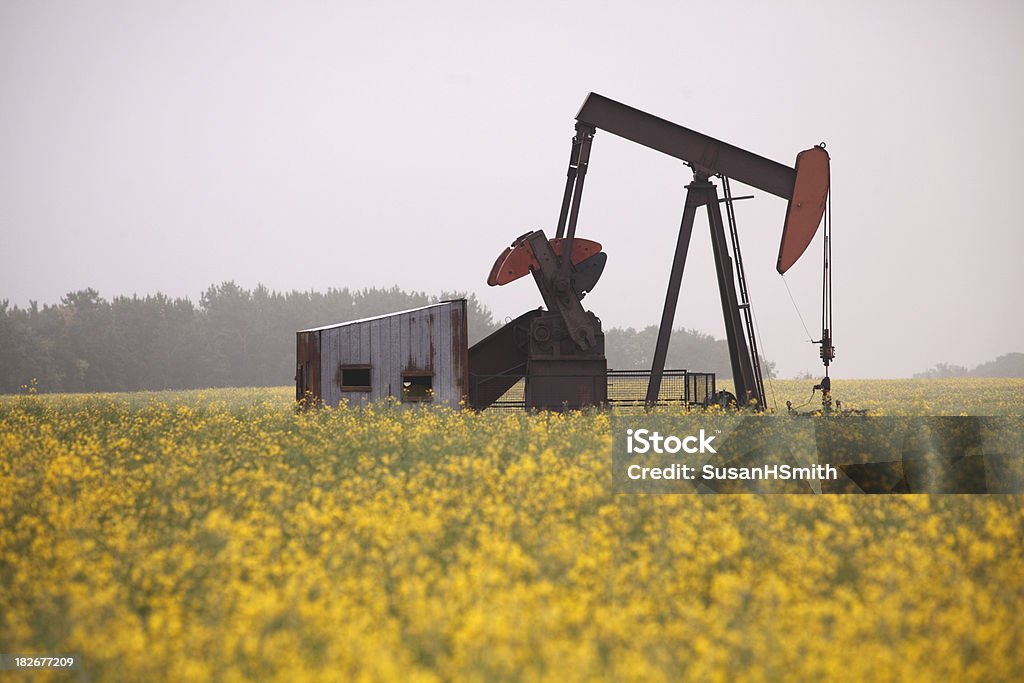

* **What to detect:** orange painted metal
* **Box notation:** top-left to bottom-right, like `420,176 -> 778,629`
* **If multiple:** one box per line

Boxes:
549,237 -> 601,262
487,244 -> 534,286
777,146 -> 830,274
488,236 -> 602,286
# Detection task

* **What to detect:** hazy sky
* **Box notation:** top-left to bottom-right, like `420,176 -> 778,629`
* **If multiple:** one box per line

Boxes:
2,0 -> 1022,378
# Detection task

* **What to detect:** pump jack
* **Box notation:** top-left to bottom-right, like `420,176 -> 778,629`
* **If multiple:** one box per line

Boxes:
468,93 -> 830,411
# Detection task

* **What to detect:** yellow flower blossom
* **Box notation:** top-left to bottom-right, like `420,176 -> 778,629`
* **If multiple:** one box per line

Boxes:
0,384 -> 1021,681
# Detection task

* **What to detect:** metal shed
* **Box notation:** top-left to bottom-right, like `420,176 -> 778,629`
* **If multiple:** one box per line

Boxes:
296,299 -> 469,408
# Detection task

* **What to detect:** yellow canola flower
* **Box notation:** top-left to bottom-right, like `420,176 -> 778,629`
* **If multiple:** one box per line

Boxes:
0,384 -> 1021,682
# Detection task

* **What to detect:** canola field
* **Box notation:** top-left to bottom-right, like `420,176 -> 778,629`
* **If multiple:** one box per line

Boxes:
1,380 -> 1023,681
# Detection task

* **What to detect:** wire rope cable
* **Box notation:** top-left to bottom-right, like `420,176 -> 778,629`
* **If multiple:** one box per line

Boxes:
782,275 -> 815,342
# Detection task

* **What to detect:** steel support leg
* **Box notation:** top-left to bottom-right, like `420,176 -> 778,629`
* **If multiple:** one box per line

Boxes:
646,177 -> 702,407
706,187 -> 759,407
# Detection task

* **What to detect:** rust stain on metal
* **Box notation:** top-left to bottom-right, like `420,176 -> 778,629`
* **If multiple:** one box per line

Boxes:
295,331 -> 321,405
452,304 -> 468,403
427,312 -> 435,371
408,315 -> 415,370
405,314 -> 434,372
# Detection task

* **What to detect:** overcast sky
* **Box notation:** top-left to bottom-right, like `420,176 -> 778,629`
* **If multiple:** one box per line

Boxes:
2,0 -> 1022,378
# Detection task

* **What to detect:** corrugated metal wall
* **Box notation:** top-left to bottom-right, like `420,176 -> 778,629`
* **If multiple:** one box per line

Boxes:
311,300 -> 468,408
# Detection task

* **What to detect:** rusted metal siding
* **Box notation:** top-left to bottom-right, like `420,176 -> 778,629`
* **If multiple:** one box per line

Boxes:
301,300 -> 467,408
452,301 -> 468,404
295,331 -> 321,402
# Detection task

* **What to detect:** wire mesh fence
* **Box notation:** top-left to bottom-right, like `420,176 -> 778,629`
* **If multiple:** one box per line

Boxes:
473,369 -> 716,412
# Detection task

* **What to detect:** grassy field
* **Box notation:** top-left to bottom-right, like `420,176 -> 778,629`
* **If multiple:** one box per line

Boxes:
1,381 -> 1023,681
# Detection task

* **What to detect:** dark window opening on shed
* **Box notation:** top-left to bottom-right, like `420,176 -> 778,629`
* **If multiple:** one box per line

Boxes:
402,372 -> 433,402
340,365 -> 372,391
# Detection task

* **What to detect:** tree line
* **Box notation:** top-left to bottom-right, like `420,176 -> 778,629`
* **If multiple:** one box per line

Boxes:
912,354 -> 1024,379
0,284 -> 497,394
604,325 -> 776,378
0,283 -> 771,394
